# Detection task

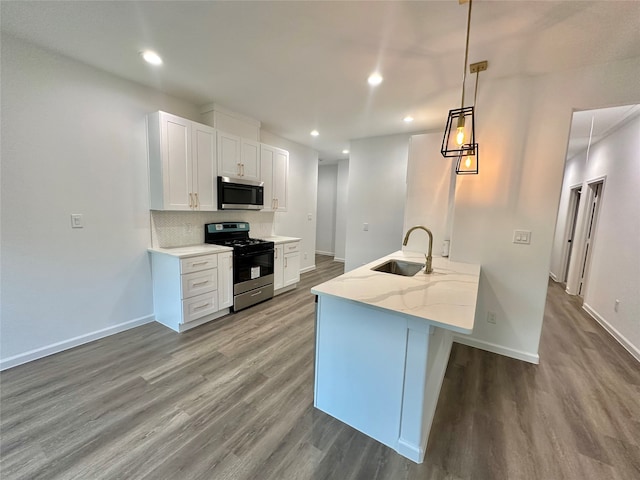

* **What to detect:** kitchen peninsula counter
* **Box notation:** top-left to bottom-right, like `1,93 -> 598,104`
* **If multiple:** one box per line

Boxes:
311,250 -> 480,463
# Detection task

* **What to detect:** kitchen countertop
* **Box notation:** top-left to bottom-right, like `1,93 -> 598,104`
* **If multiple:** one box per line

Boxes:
148,244 -> 233,258
311,250 -> 480,334
261,235 -> 300,244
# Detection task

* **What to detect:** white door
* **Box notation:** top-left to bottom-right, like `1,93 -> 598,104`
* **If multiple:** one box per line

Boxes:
217,131 -> 242,178
241,139 -> 260,181
192,123 -> 217,211
273,148 -> 289,211
161,113 -> 193,210
217,251 -> 233,309
283,252 -> 300,287
260,145 -> 275,211
578,182 -> 603,297
273,245 -> 284,290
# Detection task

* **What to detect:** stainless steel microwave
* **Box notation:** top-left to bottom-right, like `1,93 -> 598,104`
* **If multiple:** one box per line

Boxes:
217,176 -> 264,210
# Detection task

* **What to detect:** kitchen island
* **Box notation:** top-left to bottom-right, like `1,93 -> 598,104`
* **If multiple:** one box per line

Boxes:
311,250 -> 480,463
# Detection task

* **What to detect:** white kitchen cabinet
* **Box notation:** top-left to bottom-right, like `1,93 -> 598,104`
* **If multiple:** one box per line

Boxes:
148,111 -> 217,211
260,144 -> 289,212
150,249 -> 232,332
217,250 -> 233,309
274,240 -> 300,293
217,131 -> 260,181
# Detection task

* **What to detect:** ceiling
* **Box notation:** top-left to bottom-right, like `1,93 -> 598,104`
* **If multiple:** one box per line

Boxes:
566,104 -> 640,161
2,1 -> 639,162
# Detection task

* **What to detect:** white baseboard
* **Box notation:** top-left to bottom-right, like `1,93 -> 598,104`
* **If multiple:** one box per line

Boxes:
315,250 -> 335,256
583,303 -> 640,363
333,257 -> 345,263
549,271 -> 558,282
0,314 -> 155,371
396,438 -> 424,464
453,335 -> 540,364
300,265 -> 316,274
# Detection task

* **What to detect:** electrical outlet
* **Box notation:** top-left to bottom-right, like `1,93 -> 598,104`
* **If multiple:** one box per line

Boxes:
363,223 -> 369,231
185,223 -> 193,233
304,252 -> 308,260
487,311 -> 497,324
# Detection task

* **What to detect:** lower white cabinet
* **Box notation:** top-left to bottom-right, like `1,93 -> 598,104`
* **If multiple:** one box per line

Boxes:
150,249 -> 233,332
274,240 -> 300,294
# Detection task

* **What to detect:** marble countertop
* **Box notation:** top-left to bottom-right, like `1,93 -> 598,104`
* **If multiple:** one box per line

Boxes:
148,244 -> 233,258
311,250 -> 480,334
262,236 -> 301,244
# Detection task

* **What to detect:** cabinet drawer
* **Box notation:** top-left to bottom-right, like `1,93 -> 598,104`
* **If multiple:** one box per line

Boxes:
283,242 -> 300,254
181,269 -> 218,299
182,291 -> 218,323
180,254 -> 218,274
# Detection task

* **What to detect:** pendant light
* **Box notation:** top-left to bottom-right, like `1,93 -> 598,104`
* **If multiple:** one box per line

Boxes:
441,0 -> 475,158
455,62 -> 485,175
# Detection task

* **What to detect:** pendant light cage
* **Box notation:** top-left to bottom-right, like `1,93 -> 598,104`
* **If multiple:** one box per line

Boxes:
441,106 -> 475,158
455,144 -> 479,175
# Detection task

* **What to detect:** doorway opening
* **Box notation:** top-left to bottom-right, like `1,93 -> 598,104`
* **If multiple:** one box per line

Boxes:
561,186 -> 582,285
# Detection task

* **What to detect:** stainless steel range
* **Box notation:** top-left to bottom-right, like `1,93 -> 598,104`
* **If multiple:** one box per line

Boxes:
205,222 -> 275,311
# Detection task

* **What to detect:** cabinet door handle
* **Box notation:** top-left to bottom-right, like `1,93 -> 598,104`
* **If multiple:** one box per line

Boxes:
275,249 -> 278,259
192,261 -> 208,267
250,290 -> 262,297
285,257 -> 288,268
237,163 -> 241,175
193,302 -> 210,311
194,193 -> 199,208
189,193 -> 194,209
241,163 -> 245,176
192,280 -> 209,287
276,198 -> 279,210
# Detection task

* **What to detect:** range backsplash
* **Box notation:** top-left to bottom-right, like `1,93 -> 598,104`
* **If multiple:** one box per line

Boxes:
150,210 -> 275,248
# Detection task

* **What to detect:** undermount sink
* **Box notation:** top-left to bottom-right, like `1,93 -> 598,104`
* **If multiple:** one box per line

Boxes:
372,259 -> 424,277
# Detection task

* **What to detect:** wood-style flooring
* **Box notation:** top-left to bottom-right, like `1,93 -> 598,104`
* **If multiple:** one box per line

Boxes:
1,255 -> 638,479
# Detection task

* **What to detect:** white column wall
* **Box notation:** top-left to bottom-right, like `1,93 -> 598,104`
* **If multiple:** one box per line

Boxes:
316,165 -> 338,256
345,134 -> 411,272
334,160 -> 349,262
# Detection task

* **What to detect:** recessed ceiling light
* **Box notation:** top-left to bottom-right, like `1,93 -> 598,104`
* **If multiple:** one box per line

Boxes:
368,72 -> 383,86
310,130 -> 319,137
141,50 -> 163,66
342,149 -> 349,155
403,116 -> 414,123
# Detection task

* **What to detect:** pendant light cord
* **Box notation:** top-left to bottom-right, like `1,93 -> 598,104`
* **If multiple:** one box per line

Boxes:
460,0 -> 473,109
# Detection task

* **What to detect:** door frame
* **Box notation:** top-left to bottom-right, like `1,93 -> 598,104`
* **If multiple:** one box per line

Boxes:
565,175 -> 606,297
559,184 -> 583,284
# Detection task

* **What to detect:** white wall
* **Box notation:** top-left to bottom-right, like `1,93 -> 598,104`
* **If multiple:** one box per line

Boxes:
551,115 -> 640,360
0,35 -> 201,368
450,56 -> 640,363
345,134 -> 411,271
334,160 -> 349,262
403,133 -> 454,255
316,165 -> 338,255
260,130 -> 318,273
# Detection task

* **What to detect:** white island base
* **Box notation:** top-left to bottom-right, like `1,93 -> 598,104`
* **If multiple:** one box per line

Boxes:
312,250 -> 480,463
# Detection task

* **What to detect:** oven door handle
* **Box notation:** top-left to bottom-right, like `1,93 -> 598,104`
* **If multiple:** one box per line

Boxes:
234,250 -> 275,258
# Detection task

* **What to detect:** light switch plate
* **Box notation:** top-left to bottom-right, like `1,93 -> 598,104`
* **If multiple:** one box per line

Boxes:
71,214 -> 84,228
513,229 -> 531,244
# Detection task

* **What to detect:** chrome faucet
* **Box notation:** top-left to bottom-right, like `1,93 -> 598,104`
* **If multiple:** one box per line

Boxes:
402,226 -> 434,274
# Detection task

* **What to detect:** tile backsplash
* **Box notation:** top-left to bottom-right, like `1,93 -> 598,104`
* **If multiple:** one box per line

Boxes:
151,210 -> 275,247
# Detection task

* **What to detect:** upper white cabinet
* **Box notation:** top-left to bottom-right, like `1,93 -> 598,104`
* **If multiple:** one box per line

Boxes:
217,131 -> 260,182
260,144 -> 289,212
148,111 -> 217,211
